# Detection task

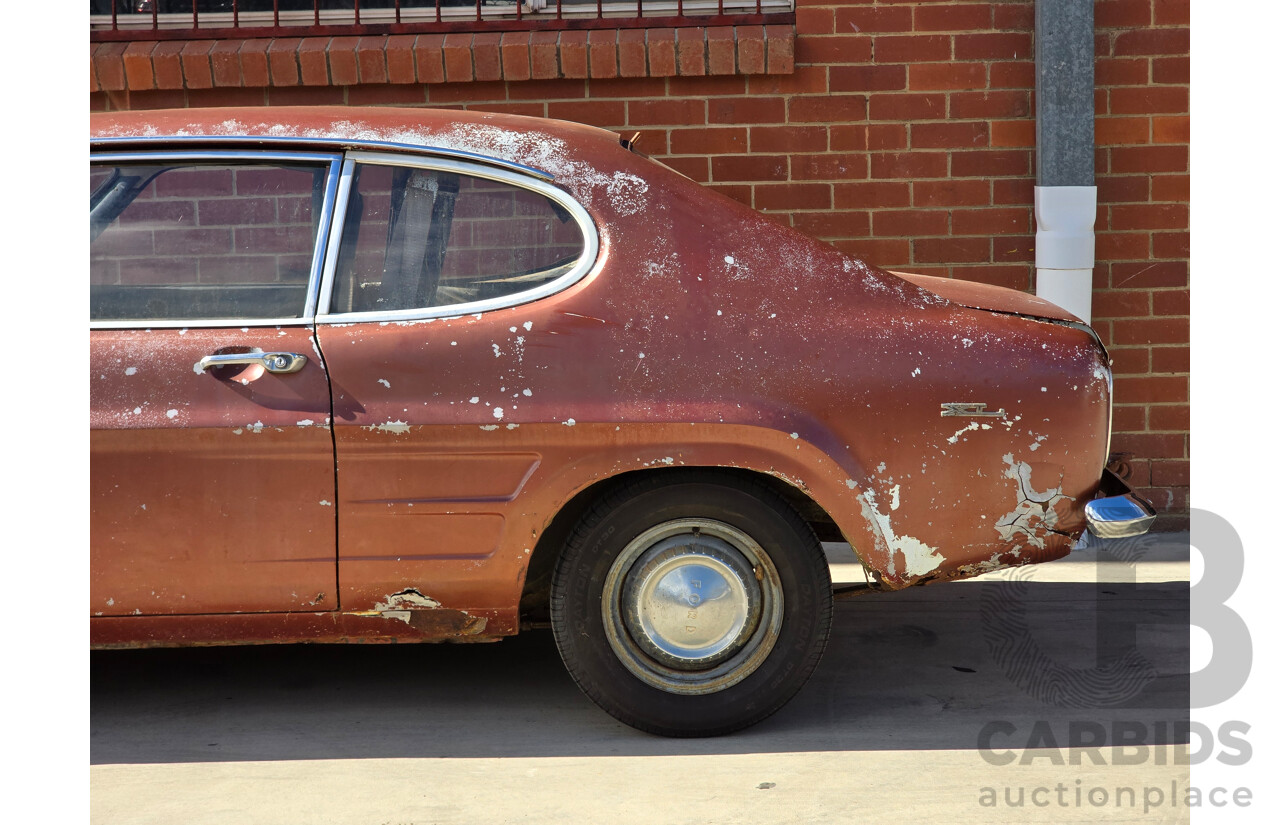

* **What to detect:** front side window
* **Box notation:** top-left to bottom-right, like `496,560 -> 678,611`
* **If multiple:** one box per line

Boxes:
330,162 -> 587,315
90,160 -> 328,322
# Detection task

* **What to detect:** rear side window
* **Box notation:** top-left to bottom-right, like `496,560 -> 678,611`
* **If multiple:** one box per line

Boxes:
330,163 -> 587,315
90,160 -> 328,322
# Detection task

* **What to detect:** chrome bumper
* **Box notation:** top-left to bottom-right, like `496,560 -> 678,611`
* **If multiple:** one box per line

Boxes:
1085,468 -> 1157,539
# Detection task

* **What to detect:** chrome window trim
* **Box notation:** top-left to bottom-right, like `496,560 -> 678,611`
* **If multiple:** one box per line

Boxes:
90,149 -> 342,330
91,136 -> 555,183
314,159 -> 356,324
316,150 -> 599,325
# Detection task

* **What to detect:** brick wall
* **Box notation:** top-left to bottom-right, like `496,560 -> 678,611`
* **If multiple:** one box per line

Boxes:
90,0 -> 1191,528
1093,0 -> 1189,527
90,164 -> 320,307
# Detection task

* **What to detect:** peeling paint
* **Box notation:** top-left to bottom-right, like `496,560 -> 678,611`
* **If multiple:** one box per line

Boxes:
364,420 -> 411,435
346,588 -> 488,636
858,489 -> 945,579
350,588 -> 442,625
994,453 -> 1075,550
955,549 -> 1016,577
135,118 -> 652,215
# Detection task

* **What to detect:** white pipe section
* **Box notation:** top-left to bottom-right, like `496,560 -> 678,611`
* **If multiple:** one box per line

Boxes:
1034,185 -> 1098,324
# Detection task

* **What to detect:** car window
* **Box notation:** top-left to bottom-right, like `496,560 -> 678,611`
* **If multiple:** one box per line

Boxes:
90,160 -> 328,322
330,163 -> 586,314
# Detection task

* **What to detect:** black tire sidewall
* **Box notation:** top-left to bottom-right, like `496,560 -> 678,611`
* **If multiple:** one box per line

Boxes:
552,478 -> 831,736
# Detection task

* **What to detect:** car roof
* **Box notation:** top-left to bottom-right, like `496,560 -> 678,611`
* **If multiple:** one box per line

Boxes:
90,106 -> 628,183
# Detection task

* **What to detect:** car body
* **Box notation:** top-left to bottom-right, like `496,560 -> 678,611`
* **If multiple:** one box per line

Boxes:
90,107 -> 1154,735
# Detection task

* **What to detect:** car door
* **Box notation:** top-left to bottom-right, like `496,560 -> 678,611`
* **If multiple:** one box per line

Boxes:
90,149 -> 342,617
313,151 -> 597,614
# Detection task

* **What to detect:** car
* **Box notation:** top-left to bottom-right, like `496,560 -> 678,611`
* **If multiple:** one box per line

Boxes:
90,106 -> 1156,736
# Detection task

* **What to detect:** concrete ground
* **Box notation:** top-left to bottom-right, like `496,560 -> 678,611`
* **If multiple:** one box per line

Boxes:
91,533 -> 1191,824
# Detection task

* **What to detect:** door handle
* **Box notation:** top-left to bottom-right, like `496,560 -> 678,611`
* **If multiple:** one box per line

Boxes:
196,352 -> 308,374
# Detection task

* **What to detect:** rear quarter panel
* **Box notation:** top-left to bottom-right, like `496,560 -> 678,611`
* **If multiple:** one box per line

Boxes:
319,121 -> 1110,613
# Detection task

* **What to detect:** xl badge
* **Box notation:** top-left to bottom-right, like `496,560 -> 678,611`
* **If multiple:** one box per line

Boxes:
940,402 -> 1006,418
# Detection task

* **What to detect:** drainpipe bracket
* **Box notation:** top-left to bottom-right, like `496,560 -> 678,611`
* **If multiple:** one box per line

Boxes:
1034,185 -> 1098,271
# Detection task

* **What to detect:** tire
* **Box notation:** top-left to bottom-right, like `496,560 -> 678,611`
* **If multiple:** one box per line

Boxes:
550,472 -> 833,737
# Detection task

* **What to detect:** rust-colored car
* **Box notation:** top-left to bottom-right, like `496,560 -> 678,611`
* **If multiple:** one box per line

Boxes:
90,107 -> 1155,736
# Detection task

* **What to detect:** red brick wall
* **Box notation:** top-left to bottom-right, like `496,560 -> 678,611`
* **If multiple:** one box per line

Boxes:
90,164 -> 320,289
1093,0 -> 1189,526
90,0 -> 1191,528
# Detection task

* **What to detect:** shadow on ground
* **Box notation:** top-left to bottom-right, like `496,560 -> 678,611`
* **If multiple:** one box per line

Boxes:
91,580 -> 1188,764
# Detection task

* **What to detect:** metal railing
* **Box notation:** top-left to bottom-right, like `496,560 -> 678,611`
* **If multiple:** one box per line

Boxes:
90,0 -> 795,41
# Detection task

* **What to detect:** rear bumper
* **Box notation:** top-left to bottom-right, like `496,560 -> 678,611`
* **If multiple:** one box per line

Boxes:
1085,468 -> 1157,539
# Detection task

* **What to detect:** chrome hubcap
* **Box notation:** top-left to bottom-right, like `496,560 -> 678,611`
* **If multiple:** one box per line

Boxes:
622,537 -> 761,669
603,519 -> 783,695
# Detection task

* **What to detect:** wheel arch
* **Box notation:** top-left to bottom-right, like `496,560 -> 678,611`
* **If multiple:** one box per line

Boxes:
519,465 -> 843,623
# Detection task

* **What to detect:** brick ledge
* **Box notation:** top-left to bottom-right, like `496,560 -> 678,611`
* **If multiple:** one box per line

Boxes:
92,25 -> 795,93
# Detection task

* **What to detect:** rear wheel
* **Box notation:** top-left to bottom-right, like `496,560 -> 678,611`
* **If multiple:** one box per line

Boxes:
550,473 -> 833,736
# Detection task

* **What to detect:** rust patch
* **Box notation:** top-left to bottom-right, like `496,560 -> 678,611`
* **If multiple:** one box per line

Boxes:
346,588 -> 488,637
1107,451 -> 1134,481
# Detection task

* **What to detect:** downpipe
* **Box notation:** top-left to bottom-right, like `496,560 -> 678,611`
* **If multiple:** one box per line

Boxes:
1033,0 -> 1095,324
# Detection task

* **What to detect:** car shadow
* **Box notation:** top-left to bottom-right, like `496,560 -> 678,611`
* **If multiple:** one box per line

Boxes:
90,580 -> 1189,764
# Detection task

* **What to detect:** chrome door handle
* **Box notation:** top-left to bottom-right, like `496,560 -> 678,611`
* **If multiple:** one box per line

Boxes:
196,352 -> 308,374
